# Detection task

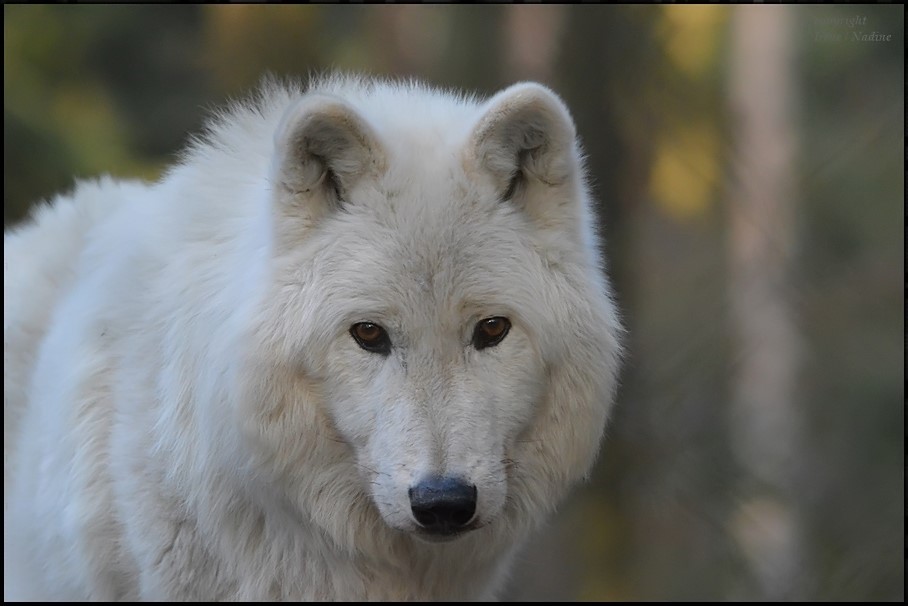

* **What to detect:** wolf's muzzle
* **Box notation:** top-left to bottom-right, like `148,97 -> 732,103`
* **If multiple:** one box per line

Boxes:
408,476 -> 477,536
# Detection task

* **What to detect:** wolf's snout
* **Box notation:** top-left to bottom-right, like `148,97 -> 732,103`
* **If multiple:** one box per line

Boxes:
408,476 -> 477,534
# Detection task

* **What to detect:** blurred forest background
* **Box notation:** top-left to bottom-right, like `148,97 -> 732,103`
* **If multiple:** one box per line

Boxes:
4,4 -> 903,601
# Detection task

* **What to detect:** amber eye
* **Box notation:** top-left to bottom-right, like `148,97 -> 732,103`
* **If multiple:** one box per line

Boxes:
350,322 -> 391,355
472,317 -> 511,350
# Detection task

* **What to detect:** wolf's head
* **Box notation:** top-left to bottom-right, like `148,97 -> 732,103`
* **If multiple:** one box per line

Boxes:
233,77 -> 622,550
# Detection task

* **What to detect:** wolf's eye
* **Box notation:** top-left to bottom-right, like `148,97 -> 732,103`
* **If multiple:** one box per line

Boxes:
350,322 -> 391,355
472,317 -> 511,350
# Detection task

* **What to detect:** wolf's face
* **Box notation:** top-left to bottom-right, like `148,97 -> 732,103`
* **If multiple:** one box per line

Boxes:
243,81 -> 621,545
303,179 -> 555,539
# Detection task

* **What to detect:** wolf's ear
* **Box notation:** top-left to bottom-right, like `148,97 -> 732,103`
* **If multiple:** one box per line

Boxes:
273,95 -> 384,215
470,83 -> 579,206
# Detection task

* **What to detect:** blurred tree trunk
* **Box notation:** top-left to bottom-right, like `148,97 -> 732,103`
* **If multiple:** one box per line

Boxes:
502,4 -> 566,82
727,5 -> 806,600
371,6 -> 443,77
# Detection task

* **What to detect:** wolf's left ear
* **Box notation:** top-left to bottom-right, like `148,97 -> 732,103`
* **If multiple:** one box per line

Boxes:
272,95 -> 385,219
469,83 -> 580,206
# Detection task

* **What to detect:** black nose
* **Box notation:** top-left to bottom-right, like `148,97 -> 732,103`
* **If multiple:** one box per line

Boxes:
408,476 -> 477,534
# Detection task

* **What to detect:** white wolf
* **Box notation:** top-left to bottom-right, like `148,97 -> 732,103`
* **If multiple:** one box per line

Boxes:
4,75 -> 622,601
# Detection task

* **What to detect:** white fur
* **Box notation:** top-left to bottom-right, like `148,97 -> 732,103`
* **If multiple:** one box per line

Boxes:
4,74 -> 622,601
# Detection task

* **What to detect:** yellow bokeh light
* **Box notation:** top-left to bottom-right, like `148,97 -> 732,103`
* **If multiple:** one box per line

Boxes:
649,125 -> 720,220
661,5 -> 727,78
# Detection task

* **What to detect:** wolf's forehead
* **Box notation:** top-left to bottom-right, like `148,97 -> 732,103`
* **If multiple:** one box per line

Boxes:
360,207 -> 529,309
378,217 -> 488,285
353,91 -> 479,144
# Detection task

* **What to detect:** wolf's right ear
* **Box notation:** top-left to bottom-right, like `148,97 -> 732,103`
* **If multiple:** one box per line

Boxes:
469,83 -> 579,207
272,96 -> 385,216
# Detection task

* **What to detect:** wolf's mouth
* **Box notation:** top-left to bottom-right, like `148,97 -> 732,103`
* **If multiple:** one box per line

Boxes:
412,522 -> 482,543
